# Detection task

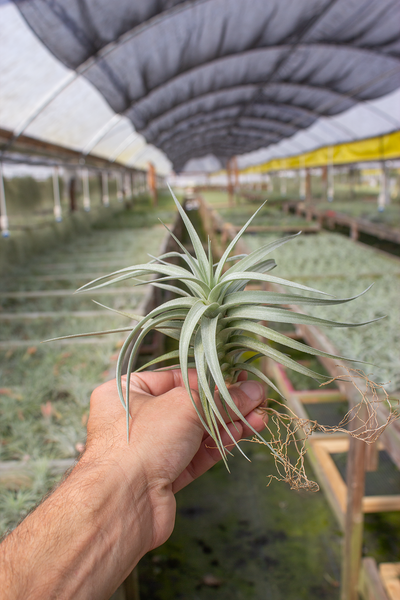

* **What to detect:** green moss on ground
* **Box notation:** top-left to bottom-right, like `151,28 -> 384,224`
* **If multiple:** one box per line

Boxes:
139,443 -> 342,600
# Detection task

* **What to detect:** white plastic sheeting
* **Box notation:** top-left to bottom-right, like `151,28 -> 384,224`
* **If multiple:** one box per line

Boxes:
0,1 -> 171,174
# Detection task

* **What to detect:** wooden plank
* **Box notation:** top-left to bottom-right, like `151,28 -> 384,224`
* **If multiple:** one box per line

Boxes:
0,310 -> 115,320
0,287 -> 144,298
314,437 -> 350,453
311,440 -> 347,515
379,563 -> 400,600
359,557 -> 390,600
363,495 -> 400,513
8,273 -> 111,282
0,126 -> 138,171
0,338 -> 120,349
32,260 -> 135,270
297,389 -> 347,403
305,441 -> 345,528
232,224 -> 320,233
341,433 -> 367,600
0,458 -> 75,475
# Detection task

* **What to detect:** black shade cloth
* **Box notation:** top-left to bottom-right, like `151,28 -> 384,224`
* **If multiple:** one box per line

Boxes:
14,0 -> 400,170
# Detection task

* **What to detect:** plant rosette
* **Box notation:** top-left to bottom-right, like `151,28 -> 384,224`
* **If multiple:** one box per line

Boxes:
48,188 -> 392,484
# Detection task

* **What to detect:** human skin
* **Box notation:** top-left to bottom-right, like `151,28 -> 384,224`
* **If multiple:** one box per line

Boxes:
0,370 -> 266,600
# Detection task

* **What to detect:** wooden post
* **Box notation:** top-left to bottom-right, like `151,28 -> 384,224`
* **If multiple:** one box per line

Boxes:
305,168 -> 312,204
147,162 -> 157,206
350,222 -> 358,241
321,165 -> 327,201
122,567 -> 140,599
299,162 -> 306,200
340,400 -> 368,600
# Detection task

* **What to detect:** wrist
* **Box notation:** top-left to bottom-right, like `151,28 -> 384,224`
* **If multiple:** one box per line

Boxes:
0,452 -> 155,600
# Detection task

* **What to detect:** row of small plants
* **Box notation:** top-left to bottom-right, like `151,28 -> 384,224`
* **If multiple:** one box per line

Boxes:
244,232 -> 400,392
316,200 -> 400,229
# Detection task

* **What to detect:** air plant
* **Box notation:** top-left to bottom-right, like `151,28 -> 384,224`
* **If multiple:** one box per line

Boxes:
58,187 -> 382,470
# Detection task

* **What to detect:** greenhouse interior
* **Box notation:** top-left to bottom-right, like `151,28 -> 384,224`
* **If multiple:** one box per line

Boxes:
0,0 -> 399,599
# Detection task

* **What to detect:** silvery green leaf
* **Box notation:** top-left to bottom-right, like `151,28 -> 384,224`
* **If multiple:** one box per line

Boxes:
43,326 -> 134,343
168,184 -> 210,280
76,262 -> 199,292
148,281 -> 191,297
92,300 -> 144,321
209,272 -> 331,303
194,333 -> 238,464
224,305 -> 384,328
196,326 -> 249,462
222,285 -> 374,309
179,301 -> 212,403
224,232 -> 301,276
159,222 -> 203,279
200,316 -> 279,459
226,335 -> 328,381
135,349 -> 194,372
232,362 -> 283,397
214,202 -> 267,279
223,319 -> 362,362
213,254 -> 247,266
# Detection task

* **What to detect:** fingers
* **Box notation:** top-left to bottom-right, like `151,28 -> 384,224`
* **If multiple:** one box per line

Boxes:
172,405 -> 267,493
172,420 -> 245,493
215,380 -> 265,423
127,369 -> 199,397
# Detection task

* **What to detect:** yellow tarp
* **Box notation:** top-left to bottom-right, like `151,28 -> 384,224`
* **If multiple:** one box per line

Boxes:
241,130 -> 400,174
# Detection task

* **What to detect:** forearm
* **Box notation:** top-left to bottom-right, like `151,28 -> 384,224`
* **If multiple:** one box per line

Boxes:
0,455 -> 153,600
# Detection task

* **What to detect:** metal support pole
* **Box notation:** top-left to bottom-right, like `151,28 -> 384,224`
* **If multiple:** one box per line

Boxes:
125,172 -> 132,200
0,163 -> 10,237
131,173 -> 137,199
82,168 -> 91,212
280,171 -> 287,196
52,167 -> 62,222
102,172 -> 110,207
378,162 -> 390,212
116,172 -> 123,202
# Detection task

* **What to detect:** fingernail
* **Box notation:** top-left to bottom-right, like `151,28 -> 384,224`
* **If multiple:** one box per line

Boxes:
236,380 -> 263,402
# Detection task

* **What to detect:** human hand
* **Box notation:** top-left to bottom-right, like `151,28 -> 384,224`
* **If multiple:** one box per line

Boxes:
0,370 -> 266,600
84,369 -> 266,550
